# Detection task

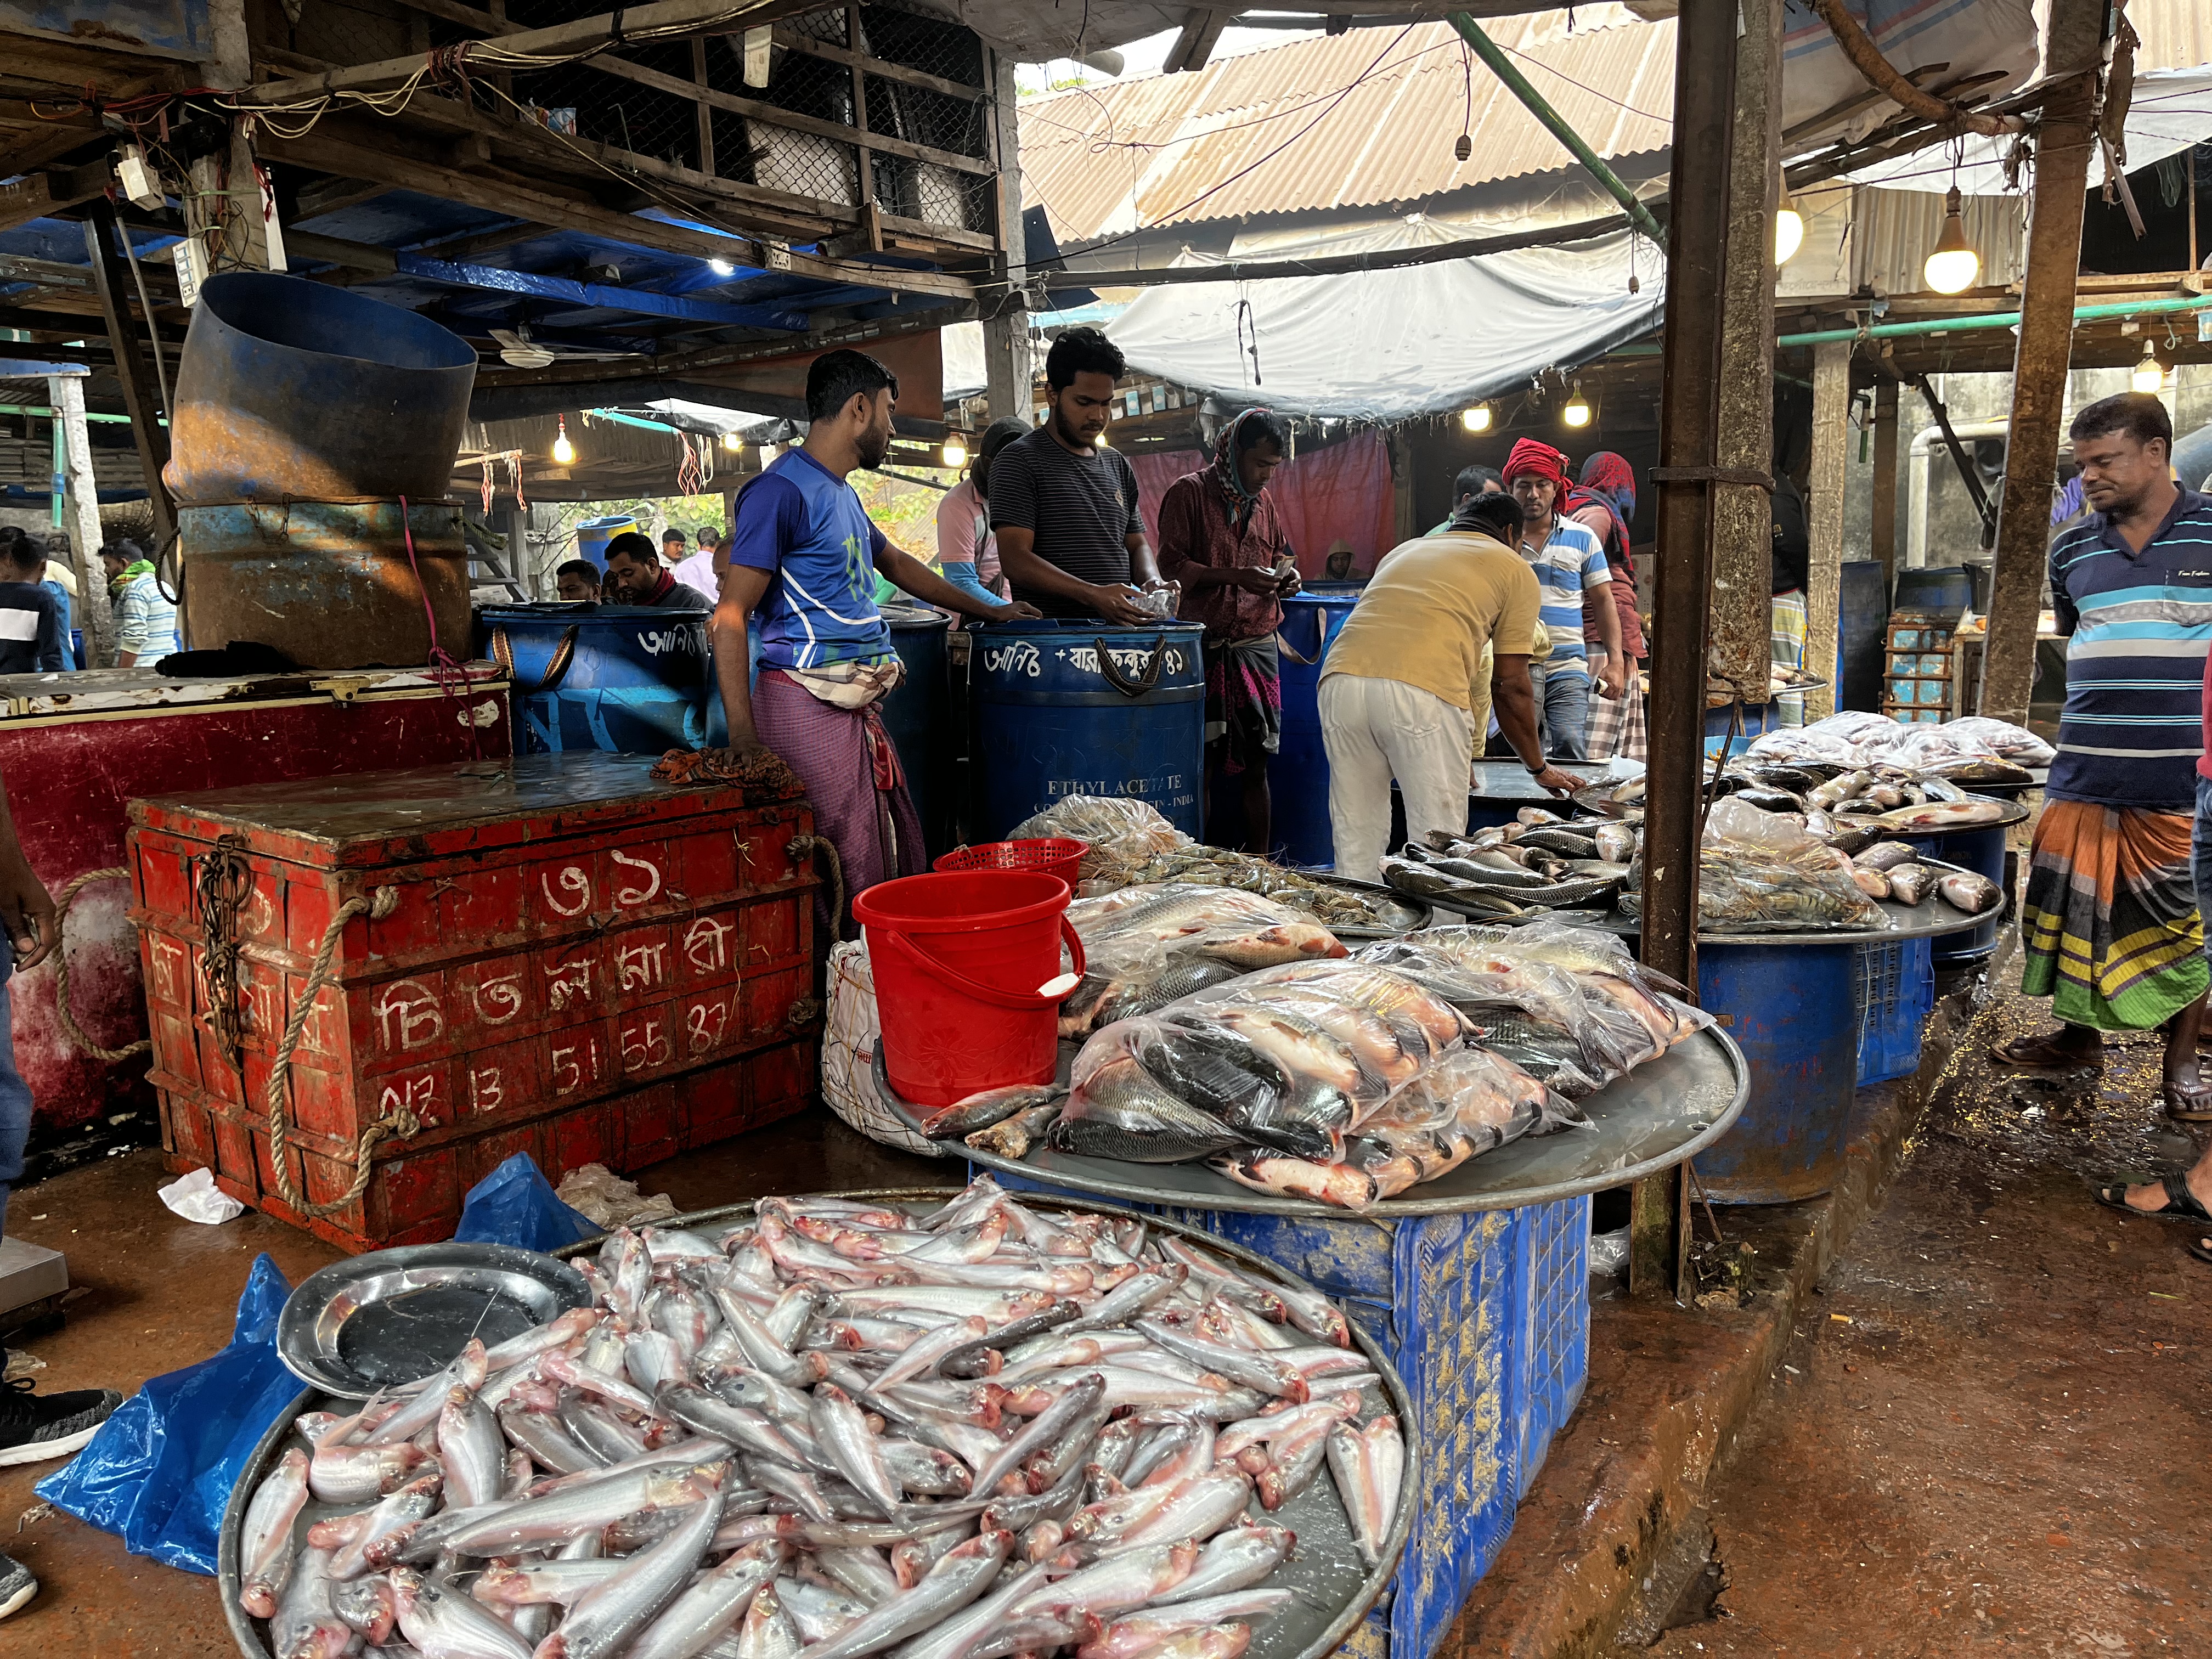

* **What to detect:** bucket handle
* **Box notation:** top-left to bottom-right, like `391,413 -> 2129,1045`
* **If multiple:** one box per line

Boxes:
490,623 -> 580,696
873,914 -> 1087,1010
1093,634 -> 1167,698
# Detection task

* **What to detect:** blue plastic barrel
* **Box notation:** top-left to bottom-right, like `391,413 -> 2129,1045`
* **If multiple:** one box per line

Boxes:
1690,939 -> 1860,1204
573,515 -> 637,572
1274,593 -> 1360,867
969,620 -> 1206,840
881,606 -> 953,861
479,603 -> 713,755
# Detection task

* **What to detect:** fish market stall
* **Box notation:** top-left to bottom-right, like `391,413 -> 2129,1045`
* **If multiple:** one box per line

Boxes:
852,870 -> 1745,1659
220,1186 -> 1417,1659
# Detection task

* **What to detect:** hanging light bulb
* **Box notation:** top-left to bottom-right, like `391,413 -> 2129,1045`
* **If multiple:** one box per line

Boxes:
2131,337 -> 2166,394
551,414 -> 575,466
1562,381 -> 1593,428
1922,185 -> 1980,295
708,257 -> 737,276
1460,403 -> 1492,433
721,430 -> 742,452
1774,188 -> 1804,266
941,432 -> 969,469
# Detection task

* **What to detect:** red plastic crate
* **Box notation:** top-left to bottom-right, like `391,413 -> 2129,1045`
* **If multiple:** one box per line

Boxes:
132,753 -> 821,1253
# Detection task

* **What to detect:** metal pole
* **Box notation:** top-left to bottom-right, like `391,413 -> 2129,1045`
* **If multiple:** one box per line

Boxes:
82,200 -> 177,555
1447,13 -> 1666,244
1979,0 -> 2108,726
1777,291 -> 2212,347
1631,0 -> 1737,1302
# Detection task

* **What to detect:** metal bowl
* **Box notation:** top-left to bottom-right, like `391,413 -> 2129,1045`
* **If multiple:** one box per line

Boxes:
224,1192 -> 1417,1659
274,1240 -> 590,1399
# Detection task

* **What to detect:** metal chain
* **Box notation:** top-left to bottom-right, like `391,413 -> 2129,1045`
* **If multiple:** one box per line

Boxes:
193,835 -> 253,1076
45,868 -> 150,1063
263,885 -> 409,1220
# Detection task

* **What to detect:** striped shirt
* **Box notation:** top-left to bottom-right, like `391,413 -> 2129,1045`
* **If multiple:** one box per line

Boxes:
2048,487 -> 2212,808
1518,516 -> 1610,678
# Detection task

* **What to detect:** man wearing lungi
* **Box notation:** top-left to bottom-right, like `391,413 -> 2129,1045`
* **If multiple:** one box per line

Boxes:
1157,408 -> 1302,855
2000,393 -> 2212,1119
709,350 -> 1035,911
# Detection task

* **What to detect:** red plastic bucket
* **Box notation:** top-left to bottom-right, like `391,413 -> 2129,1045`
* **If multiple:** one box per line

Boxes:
853,871 -> 1086,1108
932,837 -> 1088,888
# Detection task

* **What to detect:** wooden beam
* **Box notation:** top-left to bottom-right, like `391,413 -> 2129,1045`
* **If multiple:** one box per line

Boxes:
0,162 -> 112,235
0,253 -> 92,292
770,26 -> 986,102
473,304 -> 966,389
1163,10 -> 1233,74
82,200 -> 174,552
1805,341 -> 1849,721
692,37 -> 716,177
1979,0 -> 2104,726
1870,376 -> 1899,590
256,124 -> 975,300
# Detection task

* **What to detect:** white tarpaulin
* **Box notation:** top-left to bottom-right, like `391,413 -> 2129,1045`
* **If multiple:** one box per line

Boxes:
1846,64 -> 2212,191
1105,231 -> 1662,422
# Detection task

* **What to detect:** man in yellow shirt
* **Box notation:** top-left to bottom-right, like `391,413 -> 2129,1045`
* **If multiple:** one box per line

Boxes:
1320,492 -> 1578,878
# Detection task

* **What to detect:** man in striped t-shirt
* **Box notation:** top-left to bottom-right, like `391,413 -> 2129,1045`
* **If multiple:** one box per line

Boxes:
2001,393 -> 2212,1119
1502,440 -> 1623,760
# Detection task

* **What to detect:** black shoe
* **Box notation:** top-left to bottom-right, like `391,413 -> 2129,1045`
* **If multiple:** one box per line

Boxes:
0,1376 -> 122,1467
0,1554 -> 34,1620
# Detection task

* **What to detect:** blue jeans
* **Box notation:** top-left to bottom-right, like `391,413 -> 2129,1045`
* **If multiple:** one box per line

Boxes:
0,947 -> 24,1238
1528,661 -> 1591,760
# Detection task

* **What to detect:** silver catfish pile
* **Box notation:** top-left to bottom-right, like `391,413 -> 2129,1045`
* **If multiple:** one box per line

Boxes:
241,1181 -> 1404,1659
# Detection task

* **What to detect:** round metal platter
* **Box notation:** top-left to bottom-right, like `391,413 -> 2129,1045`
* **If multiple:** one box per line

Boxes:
1410,892 -> 1994,947
1299,871 -> 1432,938
274,1240 -> 591,1398
1469,759 -> 1615,804
223,1193 -> 1418,1659
881,1025 -> 1750,1218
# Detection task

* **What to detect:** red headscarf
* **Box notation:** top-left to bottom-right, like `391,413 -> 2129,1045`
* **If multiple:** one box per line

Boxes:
1502,438 -> 1568,488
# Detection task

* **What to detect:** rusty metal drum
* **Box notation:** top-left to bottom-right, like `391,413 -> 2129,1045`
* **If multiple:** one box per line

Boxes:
176,499 -> 471,667
165,273 -> 477,505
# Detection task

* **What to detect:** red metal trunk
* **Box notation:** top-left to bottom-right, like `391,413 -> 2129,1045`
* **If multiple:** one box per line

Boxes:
130,753 -> 819,1254
1,665 -> 511,1138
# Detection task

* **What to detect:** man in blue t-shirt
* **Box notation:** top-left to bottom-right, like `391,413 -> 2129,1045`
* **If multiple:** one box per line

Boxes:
712,349 -> 1036,905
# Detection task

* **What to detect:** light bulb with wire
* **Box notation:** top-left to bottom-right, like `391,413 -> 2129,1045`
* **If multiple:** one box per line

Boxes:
1460,403 -> 1492,433
721,430 -> 742,453
1774,189 -> 1804,266
941,433 -> 968,469
1923,185 -> 1980,295
551,415 -> 575,466
1562,382 -> 1592,428
2131,337 -> 2166,394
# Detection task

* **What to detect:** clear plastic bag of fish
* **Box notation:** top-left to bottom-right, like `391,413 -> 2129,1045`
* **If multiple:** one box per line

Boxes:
1343,939 -> 1628,1095
1010,794 -> 1191,888
1911,715 -> 2054,768
1058,1012 -> 1351,1163
1070,884 -> 1348,974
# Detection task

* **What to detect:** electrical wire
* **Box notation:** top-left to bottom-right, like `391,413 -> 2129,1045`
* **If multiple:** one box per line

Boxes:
117,224 -> 171,420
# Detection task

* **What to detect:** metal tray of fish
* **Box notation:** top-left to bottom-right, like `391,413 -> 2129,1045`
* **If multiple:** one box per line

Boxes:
1295,873 -> 1430,939
275,1241 -> 593,1399
221,1190 -> 1418,1659
880,1027 -> 1749,1218
1467,759 -> 1615,803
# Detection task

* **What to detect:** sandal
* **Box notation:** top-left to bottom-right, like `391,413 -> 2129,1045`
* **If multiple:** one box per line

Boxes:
2191,1237 -> 2212,1268
2165,1079 -> 2212,1122
2092,1173 -> 2212,1226
1992,1031 -> 2101,1069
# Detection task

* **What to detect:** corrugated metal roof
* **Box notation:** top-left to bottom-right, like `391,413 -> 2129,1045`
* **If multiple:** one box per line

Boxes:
1019,12 -> 1674,246
2125,0 -> 2212,73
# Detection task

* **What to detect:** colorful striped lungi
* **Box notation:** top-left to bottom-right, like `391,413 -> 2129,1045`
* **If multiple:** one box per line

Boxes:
2021,798 -> 2209,1030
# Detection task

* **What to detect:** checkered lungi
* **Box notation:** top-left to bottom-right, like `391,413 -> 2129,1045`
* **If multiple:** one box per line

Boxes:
754,669 -> 926,917
1771,590 -> 1809,729
1585,671 -> 1646,761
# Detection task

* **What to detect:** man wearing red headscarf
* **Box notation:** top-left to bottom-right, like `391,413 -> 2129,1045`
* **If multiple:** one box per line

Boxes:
1500,439 -> 1623,760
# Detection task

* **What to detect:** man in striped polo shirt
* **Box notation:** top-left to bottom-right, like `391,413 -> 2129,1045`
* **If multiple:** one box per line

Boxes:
2001,393 -> 2212,1119
1502,440 -> 1623,759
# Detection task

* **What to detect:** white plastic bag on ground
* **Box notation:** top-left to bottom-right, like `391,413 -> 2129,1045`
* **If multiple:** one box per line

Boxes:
823,939 -> 940,1155
157,1166 -> 244,1225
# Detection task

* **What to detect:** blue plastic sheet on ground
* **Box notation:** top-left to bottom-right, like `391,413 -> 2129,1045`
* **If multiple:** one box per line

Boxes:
35,1253 -> 294,1576
453,1152 -> 598,1252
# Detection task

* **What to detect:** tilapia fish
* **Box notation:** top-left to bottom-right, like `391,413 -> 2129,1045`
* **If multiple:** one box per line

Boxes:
1871,798 -> 2006,832
237,1181 -> 1399,1659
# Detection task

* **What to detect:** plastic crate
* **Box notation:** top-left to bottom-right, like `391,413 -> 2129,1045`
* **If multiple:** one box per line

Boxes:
1854,935 -> 1934,1085
989,1170 -> 1590,1659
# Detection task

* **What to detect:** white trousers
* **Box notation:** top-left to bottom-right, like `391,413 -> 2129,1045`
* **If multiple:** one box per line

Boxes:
1319,674 -> 1476,881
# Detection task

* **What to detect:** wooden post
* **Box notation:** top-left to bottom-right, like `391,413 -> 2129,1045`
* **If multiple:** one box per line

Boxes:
847,6 -> 877,245
983,52 -> 1030,426
1709,0 -> 1783,703
189,0 -> 282,273
1870,377 -> 1900,591
49,373 -> 114,663
1389,430 -> 1417,546
1633,0 -> 1739,1302
1978,0 -> 2107,725
692,38 -> 718,177
83,201 -> 176,556
1805,342 -> 1849,720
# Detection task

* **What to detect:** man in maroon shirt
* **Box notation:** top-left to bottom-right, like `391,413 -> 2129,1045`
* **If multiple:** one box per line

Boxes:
1158,409 -> 1301,854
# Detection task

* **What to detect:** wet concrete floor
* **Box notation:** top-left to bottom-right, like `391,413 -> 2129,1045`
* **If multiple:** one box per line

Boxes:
0,1111 -> 938,1656
1639,973 -> 2212,1656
